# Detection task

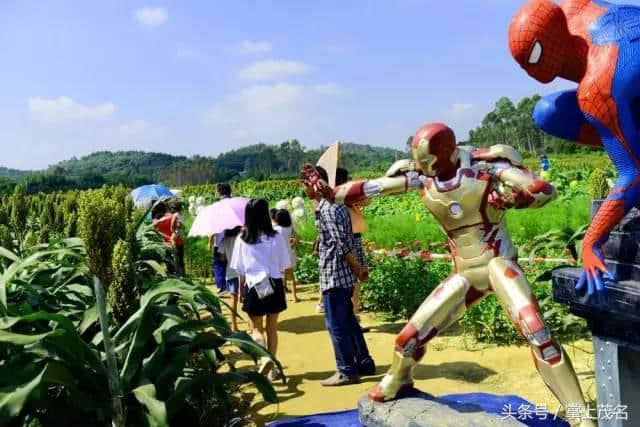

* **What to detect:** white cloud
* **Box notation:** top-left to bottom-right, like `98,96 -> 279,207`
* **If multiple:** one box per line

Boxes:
237,59 -> 311,81
231,40 -> 273,55
201,82 -> 345,144
134,7 -> 168,28
28,97 -> 115,123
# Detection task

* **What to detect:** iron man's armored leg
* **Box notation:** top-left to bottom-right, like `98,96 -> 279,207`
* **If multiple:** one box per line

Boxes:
369,274 -> 484,402
488,258 -> 595,427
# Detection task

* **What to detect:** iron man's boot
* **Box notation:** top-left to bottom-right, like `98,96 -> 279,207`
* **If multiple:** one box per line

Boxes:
368,350 -> 417,402
534,346 -> 596,427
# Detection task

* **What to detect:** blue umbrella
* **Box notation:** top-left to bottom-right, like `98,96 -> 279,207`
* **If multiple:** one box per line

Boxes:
130,184 -> 175,208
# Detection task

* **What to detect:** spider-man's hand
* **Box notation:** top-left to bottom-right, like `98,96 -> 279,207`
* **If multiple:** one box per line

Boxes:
576,245 -> 614,297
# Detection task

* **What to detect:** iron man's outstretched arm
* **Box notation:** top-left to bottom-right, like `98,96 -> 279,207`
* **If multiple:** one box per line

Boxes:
490,162 -> 557,210
333,160 -> 425,205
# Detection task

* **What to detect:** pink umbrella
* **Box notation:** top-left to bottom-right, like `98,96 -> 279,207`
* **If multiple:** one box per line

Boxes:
188,197 -> 249,237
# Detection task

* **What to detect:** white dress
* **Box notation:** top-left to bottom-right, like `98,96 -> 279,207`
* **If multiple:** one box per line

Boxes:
274,225 -> 298,269
230,233 -> 292,286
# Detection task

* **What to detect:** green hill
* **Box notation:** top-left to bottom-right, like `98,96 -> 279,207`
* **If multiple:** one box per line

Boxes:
49,151 -> 187,180
0,142 -> 405,194
0,167 -> 30,179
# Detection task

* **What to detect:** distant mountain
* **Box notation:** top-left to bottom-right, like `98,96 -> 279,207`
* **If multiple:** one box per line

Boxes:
0,167 -> 30,179
0,142 -> 405,194
48,151 -> 187,179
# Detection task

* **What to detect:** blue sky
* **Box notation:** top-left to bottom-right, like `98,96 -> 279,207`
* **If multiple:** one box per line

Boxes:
2,0 -> 630,170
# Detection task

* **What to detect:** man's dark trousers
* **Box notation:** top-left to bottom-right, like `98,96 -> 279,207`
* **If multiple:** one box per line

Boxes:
323,287 -> 374,377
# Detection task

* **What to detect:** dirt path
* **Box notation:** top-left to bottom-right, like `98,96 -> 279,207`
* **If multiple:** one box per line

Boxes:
226,284 -> 596,426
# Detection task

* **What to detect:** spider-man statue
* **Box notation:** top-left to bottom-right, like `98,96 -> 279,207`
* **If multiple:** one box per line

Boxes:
509,0 -> 640,296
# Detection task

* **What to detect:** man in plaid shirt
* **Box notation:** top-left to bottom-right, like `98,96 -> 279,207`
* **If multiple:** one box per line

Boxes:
302,165 -> 376,386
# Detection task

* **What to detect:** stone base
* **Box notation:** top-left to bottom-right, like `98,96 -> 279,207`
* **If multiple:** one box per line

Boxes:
358,390 -> 524,427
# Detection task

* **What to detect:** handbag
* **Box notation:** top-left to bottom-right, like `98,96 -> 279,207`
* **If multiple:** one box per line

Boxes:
253,273 -> 275,300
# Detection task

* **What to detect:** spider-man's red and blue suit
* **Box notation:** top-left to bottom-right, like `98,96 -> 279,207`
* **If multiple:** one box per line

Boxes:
509,0 -> 640,296
301,123 -> 595,426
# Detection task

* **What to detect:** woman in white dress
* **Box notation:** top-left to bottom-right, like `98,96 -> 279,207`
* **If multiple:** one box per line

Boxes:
231,199 -> 292,380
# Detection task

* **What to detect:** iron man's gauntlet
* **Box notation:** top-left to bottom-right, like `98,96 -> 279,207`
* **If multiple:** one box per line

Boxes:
489,163 -> 556,209
334,165 -> 424,205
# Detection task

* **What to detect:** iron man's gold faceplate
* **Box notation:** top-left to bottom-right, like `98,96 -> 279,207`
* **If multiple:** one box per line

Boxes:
421,148 -> 517,289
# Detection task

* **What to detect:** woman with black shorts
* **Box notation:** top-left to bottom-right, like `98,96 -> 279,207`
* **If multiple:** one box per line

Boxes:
231,199 -> 292,381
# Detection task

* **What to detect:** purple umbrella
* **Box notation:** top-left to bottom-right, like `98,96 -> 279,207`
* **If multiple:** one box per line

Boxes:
188,197 -> 249,237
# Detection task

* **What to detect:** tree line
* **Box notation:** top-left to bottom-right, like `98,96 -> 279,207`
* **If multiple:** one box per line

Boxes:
0,93 -> 601,196
468,95 -> 596,155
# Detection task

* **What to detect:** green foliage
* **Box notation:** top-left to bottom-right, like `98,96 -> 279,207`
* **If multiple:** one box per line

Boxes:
469,95 -> 603,155
108,239 -> 138,326
77,189 -> 127,289
295,253 -> 320,284
0,217 -> 278,426
588,168 -> 610,200
362,256 -> 450,320
10,188 -> 28,242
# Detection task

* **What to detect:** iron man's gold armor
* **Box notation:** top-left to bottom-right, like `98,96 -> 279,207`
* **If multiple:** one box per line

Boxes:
334,144 -> 594,427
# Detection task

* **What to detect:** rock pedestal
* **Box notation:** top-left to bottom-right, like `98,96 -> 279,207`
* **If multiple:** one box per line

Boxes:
358,391 -> 525,427
552,201 -> 640,427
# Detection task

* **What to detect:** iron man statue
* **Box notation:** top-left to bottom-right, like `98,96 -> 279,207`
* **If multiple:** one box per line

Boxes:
319,123 -> 594,426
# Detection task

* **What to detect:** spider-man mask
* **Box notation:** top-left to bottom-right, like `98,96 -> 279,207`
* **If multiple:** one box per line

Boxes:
509,0 -> 572,83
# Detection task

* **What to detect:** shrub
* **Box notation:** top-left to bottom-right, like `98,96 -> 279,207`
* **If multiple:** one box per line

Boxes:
108,239 -> 138,326
362,256 -> 450,320
295,253 -> 319,284
77,189 -> 126,289
588,168 -> 610,200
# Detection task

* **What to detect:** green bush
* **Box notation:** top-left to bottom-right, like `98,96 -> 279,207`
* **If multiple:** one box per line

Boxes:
108,239 -> 138,326
295,253 -> 319,284
77,189 -> 126,289
588,168 -> 610,200
362,256 -> 450,320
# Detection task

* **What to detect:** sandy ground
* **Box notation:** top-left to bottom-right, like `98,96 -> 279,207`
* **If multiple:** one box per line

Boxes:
223,284 -> 596,426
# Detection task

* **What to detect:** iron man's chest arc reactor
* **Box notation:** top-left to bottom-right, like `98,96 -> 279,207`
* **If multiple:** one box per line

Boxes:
448,202 -> 463,218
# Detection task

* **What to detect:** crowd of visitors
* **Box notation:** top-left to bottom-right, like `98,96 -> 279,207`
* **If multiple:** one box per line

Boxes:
150,168 -> 377,387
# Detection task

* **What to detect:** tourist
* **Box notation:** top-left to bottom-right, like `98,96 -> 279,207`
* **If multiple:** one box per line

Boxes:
301,165 -> 376,386
274,209 -> 300,303
152,201 -> 178,274
231,198 -> 291,381
210,183 -> 232,293
169,200 -> 185,276
218,226 -> 243,331
335,168 -> 370,332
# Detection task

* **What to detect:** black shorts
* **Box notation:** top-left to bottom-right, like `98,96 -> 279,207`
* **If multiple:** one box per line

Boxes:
242,278 -> 287,317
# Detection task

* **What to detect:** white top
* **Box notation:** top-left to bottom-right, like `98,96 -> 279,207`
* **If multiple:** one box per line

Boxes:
219,235 -> 239,281
230,232 -> 292,286
274,225 -> 297,265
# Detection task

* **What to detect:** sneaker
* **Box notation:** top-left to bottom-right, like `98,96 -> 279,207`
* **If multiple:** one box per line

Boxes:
257,357 -> 274,377
321,371 -> 359,387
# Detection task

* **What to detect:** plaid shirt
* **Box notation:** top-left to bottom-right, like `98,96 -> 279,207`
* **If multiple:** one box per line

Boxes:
317,199 -> 357,292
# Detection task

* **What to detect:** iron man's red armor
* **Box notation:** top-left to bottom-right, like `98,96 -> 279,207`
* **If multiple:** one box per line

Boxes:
334,145 -> 594,426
